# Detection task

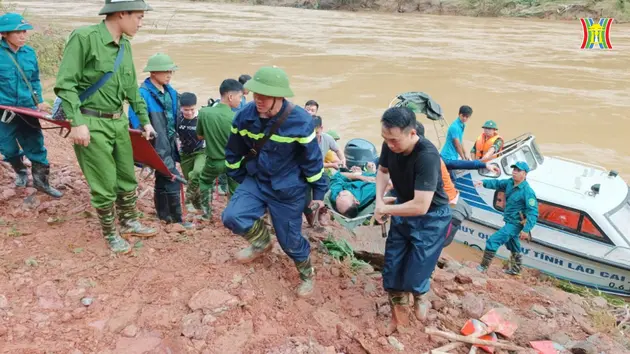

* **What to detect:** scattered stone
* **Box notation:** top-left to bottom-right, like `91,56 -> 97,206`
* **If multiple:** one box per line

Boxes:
591,296 -> 608,309
0,294 -> 9,309
330,267 -> 341,277
65,288 -> 86,301
81,297 -> 93,306
455,274 -> 473,284
61,312 -> 73,322
531,304 -> 550,317
377,337 -> 388,346
431,299 -> 446,311
122,324 -> 139,338
1,189 -> 16,200
107,303 -> 141,333
461,293 -> 484,318
387,336 -> 404,351
570,341 -> 597,354
165,223 -> 187,234
181,312 -> 203,339
548,332 -> 572,346
188,288 -> 238,313
35,281 -> 63,309
433,269 -> 456,283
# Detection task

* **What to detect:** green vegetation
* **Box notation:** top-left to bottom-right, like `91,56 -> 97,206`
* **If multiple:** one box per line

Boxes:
191,0 -> 630,22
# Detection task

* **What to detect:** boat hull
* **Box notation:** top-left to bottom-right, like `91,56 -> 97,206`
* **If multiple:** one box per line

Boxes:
453,220 -> 630,296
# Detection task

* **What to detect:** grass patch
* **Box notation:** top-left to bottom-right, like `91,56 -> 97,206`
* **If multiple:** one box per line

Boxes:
322,235 -> 371,272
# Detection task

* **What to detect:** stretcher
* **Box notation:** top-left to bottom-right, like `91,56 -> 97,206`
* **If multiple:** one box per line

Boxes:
0,104 -> 186,185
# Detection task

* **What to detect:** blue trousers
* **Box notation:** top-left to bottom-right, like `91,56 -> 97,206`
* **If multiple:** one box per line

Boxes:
443,159 -> 486,182
0,114 -> 48,165
383,204 -> 452,295
485,222 -> 522,253
222,176 -> 310,262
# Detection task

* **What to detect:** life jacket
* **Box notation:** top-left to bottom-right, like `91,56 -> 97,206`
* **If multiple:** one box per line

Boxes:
474,133 -> 502,159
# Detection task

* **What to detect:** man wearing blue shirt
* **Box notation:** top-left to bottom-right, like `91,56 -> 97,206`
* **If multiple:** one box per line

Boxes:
441,105 -> 480,180
474,161 -> 538,276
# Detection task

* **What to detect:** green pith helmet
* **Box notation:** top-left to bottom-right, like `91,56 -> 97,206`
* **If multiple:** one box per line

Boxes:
326,130 -> 340,140
99,0 -> 153,16
482,120 -> 498,130
244,66 -> 294,98
143,53 -> 178,72
0,13 -> 33,33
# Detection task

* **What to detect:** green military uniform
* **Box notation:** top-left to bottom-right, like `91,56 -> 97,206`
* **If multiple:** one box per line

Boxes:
196,102 -> 239,218
54,0 -> 156,254
180,150 -> 205,209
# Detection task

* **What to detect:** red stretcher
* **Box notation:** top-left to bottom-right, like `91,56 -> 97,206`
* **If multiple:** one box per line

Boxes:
0,104 -> 186,185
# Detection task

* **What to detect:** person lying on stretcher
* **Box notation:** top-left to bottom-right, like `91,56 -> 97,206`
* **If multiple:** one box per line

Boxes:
330,162 -> 393,218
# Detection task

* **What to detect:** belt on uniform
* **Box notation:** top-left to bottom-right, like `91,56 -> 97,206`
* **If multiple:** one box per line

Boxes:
80,107 -> 122,119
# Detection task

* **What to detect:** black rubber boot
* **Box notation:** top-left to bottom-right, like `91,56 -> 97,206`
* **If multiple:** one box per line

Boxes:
154,190 -> 171,223
8,157 -> 28,187
168,191 -> 195,229
504,252 -> 523,276
31,162 -> 62,198
476,249 -> 496,273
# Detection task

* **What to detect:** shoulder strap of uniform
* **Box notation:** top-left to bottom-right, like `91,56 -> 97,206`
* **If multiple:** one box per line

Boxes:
78,43 -> 125,102
243,103 -> 295,163
2,48 -> 39,107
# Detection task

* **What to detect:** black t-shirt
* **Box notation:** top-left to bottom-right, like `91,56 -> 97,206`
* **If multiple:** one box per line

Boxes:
379,138 -> 449,210
177,115 -> 205,154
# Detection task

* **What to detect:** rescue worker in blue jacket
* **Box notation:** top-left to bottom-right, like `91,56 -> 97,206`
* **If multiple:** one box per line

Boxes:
0,13 -> 62,198
474,161 -> 538,275
129,53 -> 193,229
221,66 -> 328,298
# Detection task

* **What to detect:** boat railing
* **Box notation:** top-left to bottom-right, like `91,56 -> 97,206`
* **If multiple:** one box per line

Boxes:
526,177 -> 587,198
602,245 -> 630,259
549,156 -> 608,173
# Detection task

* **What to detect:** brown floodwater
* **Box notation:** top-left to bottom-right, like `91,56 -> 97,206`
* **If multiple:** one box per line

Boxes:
14,0 -> 630,261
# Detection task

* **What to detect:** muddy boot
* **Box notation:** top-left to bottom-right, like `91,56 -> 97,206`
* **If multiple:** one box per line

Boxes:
8,157 -> 28,187
295,256 -> 315,297
504,252 -> 522,276
116,191 -> 157,238
96,205 -> 131,254
217,174 -> 228,196
476,249 -> 496,273
413,293 -> 430,322
387,292 -> 410,333
31,162 -> 63,198
235,218 -> 272,263
168,191 -> 195,230
200,188 -> 212,220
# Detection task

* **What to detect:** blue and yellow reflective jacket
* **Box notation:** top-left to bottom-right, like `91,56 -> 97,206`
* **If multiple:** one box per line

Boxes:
482,178 -> 539,233
0,40 -> 43,108
225,100 -> 328,200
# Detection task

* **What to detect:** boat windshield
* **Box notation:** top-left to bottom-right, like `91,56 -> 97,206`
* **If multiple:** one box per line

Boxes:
531,139 -> 545,164
608,198 -> 630,239
500,146 -> 538,174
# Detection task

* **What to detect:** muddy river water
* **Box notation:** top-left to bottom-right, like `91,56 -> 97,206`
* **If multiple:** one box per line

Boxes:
13,0 -> 630,260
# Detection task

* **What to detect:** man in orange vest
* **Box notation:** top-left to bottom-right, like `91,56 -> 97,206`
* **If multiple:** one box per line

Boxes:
470,120 -> 503,161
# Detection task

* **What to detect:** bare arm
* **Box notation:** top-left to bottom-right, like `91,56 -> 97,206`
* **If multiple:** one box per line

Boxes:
375,166 -> 390,206
380,190 -> 434,216
453,138 -> 468,160
340,172 -> 375,183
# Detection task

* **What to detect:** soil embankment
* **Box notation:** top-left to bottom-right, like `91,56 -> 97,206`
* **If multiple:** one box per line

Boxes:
1,129 -> 629,353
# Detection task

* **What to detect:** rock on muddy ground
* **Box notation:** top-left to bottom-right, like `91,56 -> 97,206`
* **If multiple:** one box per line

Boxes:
0,130 -> 629,353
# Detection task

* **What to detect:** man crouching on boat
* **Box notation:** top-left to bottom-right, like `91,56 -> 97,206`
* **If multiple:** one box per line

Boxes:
474,161 -> 538,276
373,107 -> 452,333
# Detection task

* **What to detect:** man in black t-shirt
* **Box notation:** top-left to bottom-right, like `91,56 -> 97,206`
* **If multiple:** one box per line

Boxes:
374,107 -> 452,333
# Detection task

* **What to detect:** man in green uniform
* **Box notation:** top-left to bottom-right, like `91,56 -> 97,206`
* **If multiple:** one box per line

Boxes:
54,0 -> 157,254
474,161 -> 538,275
196,79 -> 243,219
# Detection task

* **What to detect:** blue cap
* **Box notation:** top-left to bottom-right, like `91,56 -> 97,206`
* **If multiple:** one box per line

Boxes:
511,161 -> 530,173
0,13 -> 33,33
